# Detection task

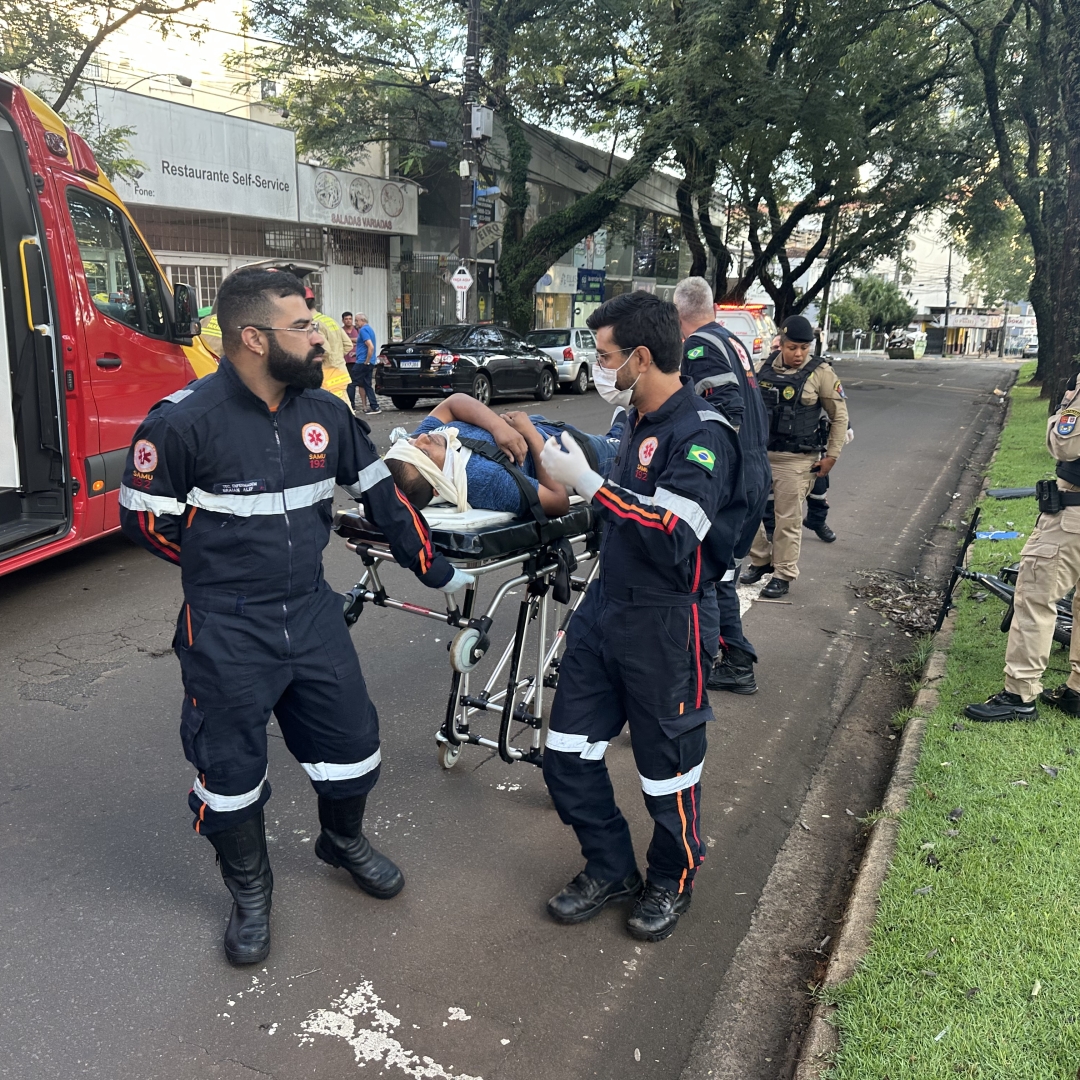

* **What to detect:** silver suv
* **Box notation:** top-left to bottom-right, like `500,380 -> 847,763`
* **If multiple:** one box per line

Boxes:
525,328 -> 597,394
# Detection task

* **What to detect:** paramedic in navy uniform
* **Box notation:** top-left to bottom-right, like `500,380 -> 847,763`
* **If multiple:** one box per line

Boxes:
539,291 -> 746,942
119,268 -> 469,966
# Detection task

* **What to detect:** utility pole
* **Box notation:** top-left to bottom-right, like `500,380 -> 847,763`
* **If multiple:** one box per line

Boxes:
943,243 -> 952,357
457,0 -> 481,322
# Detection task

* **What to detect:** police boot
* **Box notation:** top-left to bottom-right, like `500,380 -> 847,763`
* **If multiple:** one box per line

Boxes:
207,810 -> 273,966
804,519 -> 837,543
963,690 -> 1037,723
740,562 -> 772,585
315,794 -> 404,899
708,646 -> 758,694
626,880 -> 692,942
1040,684 -> 1080,715
759,576 -> 790,599
547,868 -> 643,925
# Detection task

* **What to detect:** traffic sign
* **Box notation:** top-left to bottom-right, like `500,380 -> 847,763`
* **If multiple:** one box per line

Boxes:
451,266 -> 474,293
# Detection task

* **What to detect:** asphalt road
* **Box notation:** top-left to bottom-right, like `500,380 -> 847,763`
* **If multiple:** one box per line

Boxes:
0,357 -> 1014,1080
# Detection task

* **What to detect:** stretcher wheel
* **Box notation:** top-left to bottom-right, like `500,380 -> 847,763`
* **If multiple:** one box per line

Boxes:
438,741 -> 462,769
449,627 -> 485,672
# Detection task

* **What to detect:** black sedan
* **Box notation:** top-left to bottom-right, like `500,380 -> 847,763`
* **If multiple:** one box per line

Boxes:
374,324 -> 558,410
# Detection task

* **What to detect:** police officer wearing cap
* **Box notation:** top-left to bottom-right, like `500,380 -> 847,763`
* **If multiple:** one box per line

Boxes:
742,314 -> 848,598
120,268 -> 470,966
537,291 -> 746,942
673,276 -> 771,695
965,378 -> 1080,722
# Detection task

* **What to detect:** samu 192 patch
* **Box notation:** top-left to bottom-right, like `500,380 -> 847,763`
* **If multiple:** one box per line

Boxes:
1057,413 -> 1079,437
686,345 -> 705,359
687,444 -> 715,471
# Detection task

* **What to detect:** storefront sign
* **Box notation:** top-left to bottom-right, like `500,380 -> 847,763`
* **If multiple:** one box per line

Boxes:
297,165 -> 418,235
100,88 -> 298,220
536,265 -> 581,294
935,313 -> 1004,329
577,269 -> 605,300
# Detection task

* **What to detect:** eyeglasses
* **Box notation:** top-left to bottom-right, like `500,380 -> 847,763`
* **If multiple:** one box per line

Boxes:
595,345 -> 638,366
243,322 -> 322,337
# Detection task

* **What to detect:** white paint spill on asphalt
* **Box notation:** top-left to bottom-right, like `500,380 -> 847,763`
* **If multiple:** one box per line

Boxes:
447,1008 -> 471,1022
298,981 -> 483,1079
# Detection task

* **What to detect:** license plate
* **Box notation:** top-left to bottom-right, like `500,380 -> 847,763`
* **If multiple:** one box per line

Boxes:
399,360 -> 421,369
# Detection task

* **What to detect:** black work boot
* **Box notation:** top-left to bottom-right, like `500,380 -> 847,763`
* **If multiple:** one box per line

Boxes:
626,881 -> 692,942
804,519 -> 837,543
708,646 -> 758,694
963,690 -> 1038,723
547,869 -> 643,925
759,576 -> 790,599
207,810 -> 273,966
740,562 -> 773,585
1039,684 -> 1080,715
315,794 -> 404,899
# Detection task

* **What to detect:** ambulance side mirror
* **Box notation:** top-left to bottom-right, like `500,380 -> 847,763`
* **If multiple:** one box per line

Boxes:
171,283 -> 201,343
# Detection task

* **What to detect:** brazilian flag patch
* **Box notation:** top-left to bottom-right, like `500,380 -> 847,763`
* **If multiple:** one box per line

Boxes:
687,444 -> 715,471
687,345 -> 705,359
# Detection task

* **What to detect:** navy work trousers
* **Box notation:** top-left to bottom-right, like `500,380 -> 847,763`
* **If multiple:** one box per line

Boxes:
805,472 -> 830,528
176,584 -> 381,835
543,585 -> 710,895
348,363 -> 379,411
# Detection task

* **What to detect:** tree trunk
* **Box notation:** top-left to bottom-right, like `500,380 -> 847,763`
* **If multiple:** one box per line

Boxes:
496,122 -> 671,332
1050,0 -> 1080,406
676,177 -> 708,278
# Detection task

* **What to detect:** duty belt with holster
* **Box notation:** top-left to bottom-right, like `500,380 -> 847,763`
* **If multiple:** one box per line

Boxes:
758,355 -> 827,453
1036,478 -> 1080,514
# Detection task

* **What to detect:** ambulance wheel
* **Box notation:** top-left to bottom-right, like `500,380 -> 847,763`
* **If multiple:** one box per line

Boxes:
450,627 -> 484,672
438,741 -> 462,769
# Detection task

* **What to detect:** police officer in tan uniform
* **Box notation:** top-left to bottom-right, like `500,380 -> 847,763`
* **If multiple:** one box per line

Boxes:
741,315 -> 848,598
966,380 -> 1080,721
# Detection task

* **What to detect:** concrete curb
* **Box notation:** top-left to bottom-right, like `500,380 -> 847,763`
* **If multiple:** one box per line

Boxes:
792,626 -> 953,1079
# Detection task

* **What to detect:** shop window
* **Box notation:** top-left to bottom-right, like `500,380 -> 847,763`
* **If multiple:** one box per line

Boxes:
604,207 -> 635,281
654,214 -> 681,283
634,210 -> 657,278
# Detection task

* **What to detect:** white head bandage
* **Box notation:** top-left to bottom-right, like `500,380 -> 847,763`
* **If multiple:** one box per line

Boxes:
384,426 -> 472,512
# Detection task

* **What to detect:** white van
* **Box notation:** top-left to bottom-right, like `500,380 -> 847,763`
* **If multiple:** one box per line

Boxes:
713,304 -> 777,364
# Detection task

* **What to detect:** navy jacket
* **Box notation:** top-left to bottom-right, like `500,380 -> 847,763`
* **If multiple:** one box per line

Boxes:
593,379 -> 746,597
119,357 -> 453,608
682,322 -> 771,556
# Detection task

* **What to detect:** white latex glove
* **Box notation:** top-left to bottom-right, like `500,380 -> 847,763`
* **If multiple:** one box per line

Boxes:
441,566 -> 474,600
845,427 -> 854,445
540,432 -> 604,502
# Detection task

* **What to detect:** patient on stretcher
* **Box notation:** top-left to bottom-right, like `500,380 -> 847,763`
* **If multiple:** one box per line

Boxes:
384,394 -> 623,519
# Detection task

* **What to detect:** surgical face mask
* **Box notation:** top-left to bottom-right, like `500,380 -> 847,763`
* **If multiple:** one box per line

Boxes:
594,349 -> 640,408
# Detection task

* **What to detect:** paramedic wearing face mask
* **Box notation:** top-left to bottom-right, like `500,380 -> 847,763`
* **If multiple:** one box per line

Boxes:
537,292 -> 747,942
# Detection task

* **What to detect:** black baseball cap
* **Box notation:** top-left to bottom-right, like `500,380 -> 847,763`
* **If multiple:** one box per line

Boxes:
780,315 -> 815,343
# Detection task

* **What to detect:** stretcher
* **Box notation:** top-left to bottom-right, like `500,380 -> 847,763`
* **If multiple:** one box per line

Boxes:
335,500 -> 601,769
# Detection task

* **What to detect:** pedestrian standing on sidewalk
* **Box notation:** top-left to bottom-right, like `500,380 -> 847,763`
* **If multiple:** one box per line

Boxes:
673,276 -> 771,695
741,315 -> 848,599
342,312 -> 363,411
353,313 -> 381,415
965,378 -> 1080,722
118,268 -> 470,966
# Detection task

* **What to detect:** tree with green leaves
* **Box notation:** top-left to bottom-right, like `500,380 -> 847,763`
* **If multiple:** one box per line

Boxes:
661,0 -> 974,325
0,0 -> 209,180
240,0 -> 677,331
929,0 -> 1078,399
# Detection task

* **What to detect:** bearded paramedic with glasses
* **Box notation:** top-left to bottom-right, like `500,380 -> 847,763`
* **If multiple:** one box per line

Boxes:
119,268 -> 471,968
537,291 -> 747,942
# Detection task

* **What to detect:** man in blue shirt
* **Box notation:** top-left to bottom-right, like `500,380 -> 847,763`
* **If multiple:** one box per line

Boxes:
384,394 -> 624,517
350,312 -> 381,415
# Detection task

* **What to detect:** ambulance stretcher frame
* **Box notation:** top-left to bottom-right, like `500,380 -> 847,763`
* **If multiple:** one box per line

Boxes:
335,500 -> 601,770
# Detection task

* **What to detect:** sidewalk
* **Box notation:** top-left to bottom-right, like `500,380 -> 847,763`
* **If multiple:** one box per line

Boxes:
821,366 -> 1080,1078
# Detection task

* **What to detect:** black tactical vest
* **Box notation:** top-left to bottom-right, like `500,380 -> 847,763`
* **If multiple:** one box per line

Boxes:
757,356 -> 826,453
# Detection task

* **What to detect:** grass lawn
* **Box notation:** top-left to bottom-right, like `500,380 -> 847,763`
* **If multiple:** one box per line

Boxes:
827,365 -> 1080,1079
